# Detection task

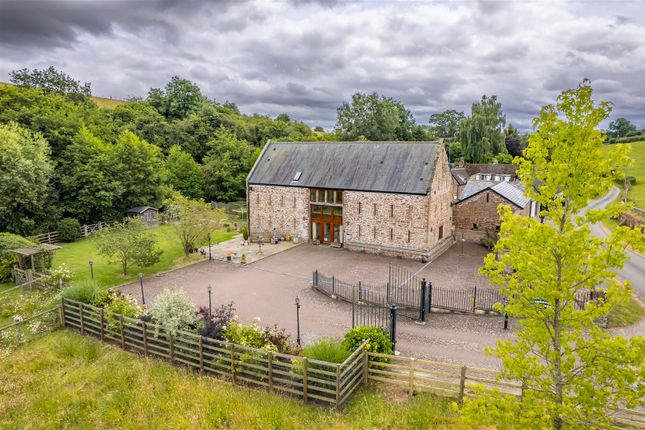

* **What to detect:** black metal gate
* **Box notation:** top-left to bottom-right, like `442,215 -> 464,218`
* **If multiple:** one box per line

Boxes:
387,264 -> 427,321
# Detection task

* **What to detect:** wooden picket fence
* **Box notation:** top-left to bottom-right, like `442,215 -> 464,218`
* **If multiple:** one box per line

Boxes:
60,298 -> 367,407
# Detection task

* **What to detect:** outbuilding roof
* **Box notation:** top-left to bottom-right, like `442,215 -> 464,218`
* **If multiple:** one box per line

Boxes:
458,180 -> 529,208
126,206 -> 158,214
247,141 -> 443,195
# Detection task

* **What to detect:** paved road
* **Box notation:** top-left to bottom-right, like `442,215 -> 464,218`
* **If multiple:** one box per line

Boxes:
586,187 -> 645,301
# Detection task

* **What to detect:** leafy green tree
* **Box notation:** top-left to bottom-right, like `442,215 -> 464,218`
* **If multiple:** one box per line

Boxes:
58,128 -> 122,223
459,95 -> 507,162
10,66 -> 92,97
607,117 -> 640,139
429,109 -> 465,142
93,217 -> 162,275
147,76 -> 205,120
111,130 -> 166,210
336,92 -> 418,141
164,193 -> 225,256
504,123 -> 525,158
110,101 -> 170,149
203,128 -> 258,202
461,81 -> 645,429
0,122 -> 53,235
166,145 -> 204,199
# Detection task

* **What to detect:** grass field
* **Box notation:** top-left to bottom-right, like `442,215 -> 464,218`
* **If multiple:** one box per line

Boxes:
52,224 -> 234,289
0,81 -> 125,109
625,140 -> 645,208
0,331 -> 467,430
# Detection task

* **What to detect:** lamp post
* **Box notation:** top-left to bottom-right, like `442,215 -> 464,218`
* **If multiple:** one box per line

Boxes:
295,296 -> 301,346
89,260 -> 94,283
139,272 -> 145,305
208,232 -> 212,261
207,284 -> 212,316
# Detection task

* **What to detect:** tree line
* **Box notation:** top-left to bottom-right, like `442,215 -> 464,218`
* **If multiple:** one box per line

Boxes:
1,67 -> 640,236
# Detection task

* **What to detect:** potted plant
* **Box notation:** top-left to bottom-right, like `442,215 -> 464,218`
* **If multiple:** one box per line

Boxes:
241,253 -> 247,264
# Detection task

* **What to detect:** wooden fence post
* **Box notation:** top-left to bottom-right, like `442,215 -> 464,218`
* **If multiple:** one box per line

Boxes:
268,351 -> 274,393
335,363 -> 341,408
229,343 -> 236,384
142,322 -> 148,357
99,308 -> 105,341
169,333 -> 175,364
60,297 -> 66,327
303,357 -> 309,401
119,315 -> 125,349
79,303 -> 85,335
199,337 -> 204,376
408,357 -> 415,396
459,366 -> 467,405
362,351 -> 369,383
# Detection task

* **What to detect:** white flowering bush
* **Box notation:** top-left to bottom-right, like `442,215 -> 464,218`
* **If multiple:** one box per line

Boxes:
42,264 -> 73,289
149,289 -> 197,333
104,290 -> 146,328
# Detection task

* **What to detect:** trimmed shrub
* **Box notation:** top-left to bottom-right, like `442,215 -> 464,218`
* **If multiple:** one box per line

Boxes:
302,338 -> 350,363
342,326 -> 394,356
0,233 -> 35,281
240,226 -> 249,241
57,218 -> 81,242
149,289 -> 197,333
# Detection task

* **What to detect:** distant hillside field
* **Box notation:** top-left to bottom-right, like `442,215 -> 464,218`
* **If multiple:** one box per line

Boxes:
626,140 -> 645,208
0,81 -> 125,109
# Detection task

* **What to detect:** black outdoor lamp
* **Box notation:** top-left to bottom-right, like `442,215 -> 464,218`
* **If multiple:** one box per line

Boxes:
89,260 -> 94,282
139,272 -> 145,305
208,284 -> 213,316
295,296 -> 301,346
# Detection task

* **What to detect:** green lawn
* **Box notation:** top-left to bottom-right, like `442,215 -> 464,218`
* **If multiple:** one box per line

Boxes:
0,331 -> 467,430
625,140 -> 645,208
52,224 -> 234,289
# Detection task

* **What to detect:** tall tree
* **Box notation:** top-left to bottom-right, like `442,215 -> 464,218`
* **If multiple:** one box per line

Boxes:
147,76 -> 205,120
504,123 -> 525,158
9,66 -> 92,97
0,122 -> 54,235
335,92 -> 417,141
459,95 -> 507,163
428,109 -> 465,142
111,131 -> 166,210
607,118 -> 639,139
461,81 -> 644,429
202,127 -> 258,202
166,145 -> 204,199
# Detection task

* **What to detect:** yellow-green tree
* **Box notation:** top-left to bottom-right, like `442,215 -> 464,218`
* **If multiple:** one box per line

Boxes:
461,80 -> 645,429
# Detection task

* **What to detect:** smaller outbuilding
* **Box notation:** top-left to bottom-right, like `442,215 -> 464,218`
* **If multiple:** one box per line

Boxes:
125,206 -> 159,221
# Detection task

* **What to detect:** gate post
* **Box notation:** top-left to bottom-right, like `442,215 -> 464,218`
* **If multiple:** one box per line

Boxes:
332,276 -> 336,296
428,281 -> 433,313
389,304 -> 397,352
352,285 -> 356,328
419,278 -> 427,322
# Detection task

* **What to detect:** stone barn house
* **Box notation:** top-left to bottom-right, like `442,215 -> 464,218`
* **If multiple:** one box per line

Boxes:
246,141 -> 454,260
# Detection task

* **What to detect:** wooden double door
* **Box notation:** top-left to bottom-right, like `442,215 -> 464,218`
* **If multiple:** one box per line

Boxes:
311,204 -> 343,244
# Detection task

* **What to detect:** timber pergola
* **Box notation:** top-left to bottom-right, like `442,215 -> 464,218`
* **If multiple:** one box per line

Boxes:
10,243 -> 61,272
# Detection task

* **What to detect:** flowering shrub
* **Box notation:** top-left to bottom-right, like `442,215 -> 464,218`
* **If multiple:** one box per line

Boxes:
103,290 -> 145,328
263,325 -> 297,354
342,326 -> 393,359
223,317 -> 267,349
149,289 -> 197,333
41,264 -> 73,289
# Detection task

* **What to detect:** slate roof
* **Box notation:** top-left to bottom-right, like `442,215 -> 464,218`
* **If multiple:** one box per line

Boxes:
247,141 -> 443,195
450,167 -> 468,185
126,206 -> 158,214
458,180 -> 529,208
464,163 -> 518,179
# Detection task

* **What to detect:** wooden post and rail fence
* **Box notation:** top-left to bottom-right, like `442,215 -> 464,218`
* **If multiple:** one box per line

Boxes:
1,299 -> 643,426
32,222 -> 105,245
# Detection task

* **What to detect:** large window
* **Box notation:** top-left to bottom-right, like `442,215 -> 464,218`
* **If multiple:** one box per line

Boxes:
310,189 -> 343,205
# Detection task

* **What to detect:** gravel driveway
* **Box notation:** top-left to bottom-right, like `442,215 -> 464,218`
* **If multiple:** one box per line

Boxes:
121,242 -> 512,369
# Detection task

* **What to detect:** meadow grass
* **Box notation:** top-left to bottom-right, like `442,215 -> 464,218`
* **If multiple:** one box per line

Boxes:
625,140 -> 645,208
607,295 -> 645,328
51,224 -> 234,289
0,331 -> 468,430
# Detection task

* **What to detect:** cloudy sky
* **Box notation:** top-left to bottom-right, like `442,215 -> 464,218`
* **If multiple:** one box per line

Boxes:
1,0 -> 644,130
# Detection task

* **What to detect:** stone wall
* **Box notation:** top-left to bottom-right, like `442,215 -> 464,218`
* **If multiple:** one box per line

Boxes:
248,185 -> 309,241
453,190 -> 526,242
426,148 -> 455,249
343,191 -> 430,251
